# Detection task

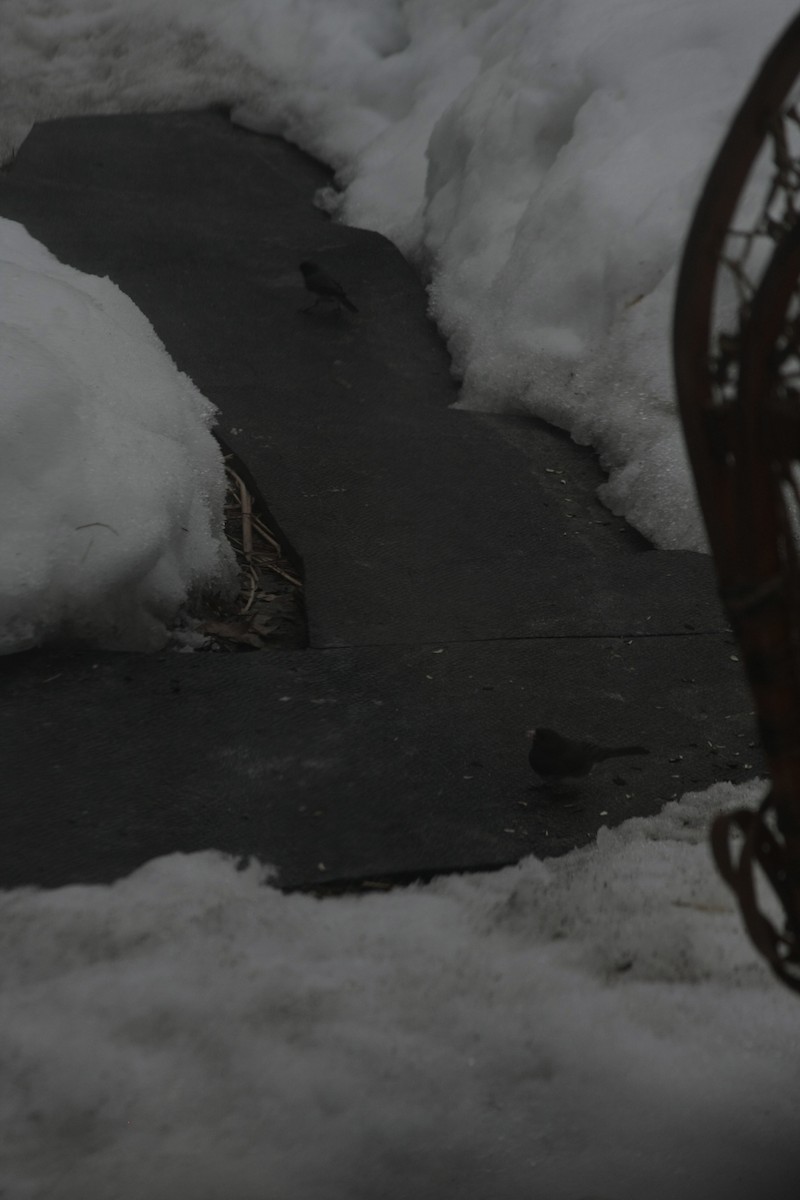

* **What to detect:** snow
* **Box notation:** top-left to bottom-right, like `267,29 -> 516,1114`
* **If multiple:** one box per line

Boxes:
0,218 -> 235,653
2,1 -> 800,1194
2,780 -> 798,1199
2,0 -> 798,645
3,0 -> 799,559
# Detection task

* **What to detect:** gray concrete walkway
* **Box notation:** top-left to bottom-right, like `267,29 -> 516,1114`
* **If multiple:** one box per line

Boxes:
0,111 -> 760,890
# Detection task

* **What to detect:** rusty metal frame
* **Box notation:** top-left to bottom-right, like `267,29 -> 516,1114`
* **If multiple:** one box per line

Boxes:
673,14 -> 800,991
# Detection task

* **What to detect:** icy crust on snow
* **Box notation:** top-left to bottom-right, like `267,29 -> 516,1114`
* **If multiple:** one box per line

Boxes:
0,218 -> 235,653
0,780 -> 798,1199
3,0 -> 795,550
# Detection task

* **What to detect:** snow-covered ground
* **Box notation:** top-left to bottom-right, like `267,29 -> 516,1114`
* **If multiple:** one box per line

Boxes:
4,0 -> 800,565
2,781 -> 798,1200
0,219 -> 235,653
2,0 -> 798,647
2,2 -> 800,1196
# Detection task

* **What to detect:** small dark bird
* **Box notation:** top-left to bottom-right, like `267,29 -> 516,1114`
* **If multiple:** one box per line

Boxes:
529,727 -> 649,783
299,260 -> 358,313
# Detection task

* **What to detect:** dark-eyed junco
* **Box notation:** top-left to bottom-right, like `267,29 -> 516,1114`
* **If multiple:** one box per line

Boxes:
529,727 -> 649,783
299,260 -> 358,313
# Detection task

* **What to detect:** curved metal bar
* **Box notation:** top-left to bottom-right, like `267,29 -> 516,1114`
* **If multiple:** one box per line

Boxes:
674,13 -> 800,563
673,14 -> 800,989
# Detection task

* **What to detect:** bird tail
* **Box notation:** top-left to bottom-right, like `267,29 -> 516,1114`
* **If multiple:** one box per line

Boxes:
342,296 -> 358,313
597,745 -> 649,762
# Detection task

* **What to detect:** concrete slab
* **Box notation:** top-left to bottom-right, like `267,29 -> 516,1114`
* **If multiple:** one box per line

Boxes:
0,110 -> 761,892
1,636 -> 760,890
